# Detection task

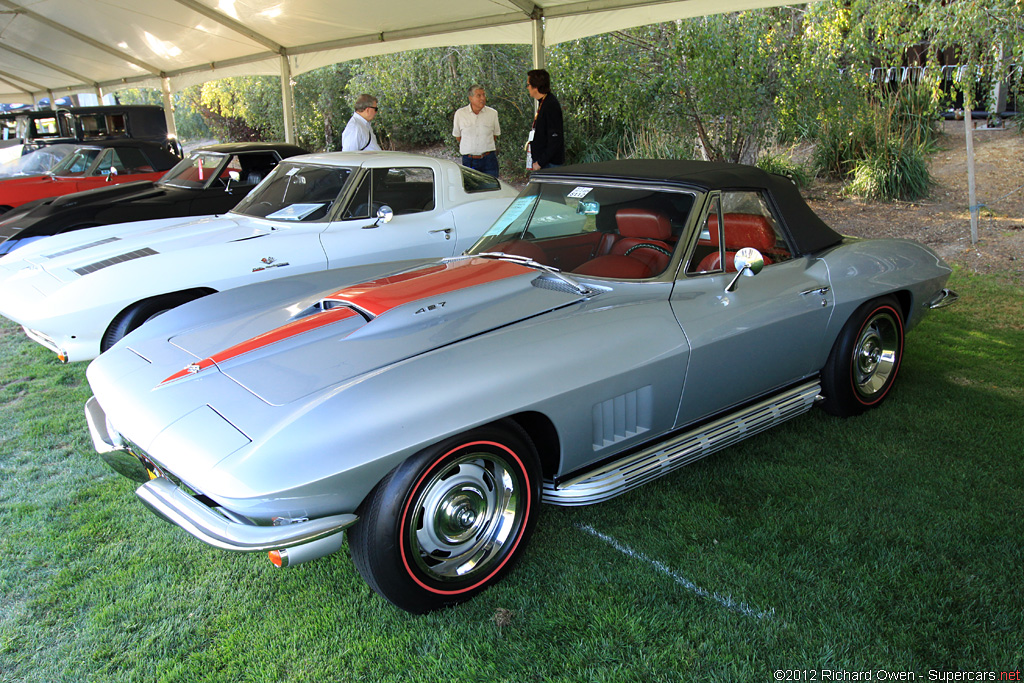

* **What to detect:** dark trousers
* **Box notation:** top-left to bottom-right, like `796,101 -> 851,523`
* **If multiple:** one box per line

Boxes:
462,151 -> 499,178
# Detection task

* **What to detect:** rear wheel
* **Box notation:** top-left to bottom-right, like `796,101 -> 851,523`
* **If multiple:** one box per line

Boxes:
349,421 -> 540,613
820,296 -> 904,417
101,290 -> 210,352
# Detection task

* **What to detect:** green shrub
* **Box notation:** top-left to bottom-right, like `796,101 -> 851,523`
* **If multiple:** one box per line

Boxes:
847,138 -> 933,201
814,81 -> 940,200
757,152 -> 811,188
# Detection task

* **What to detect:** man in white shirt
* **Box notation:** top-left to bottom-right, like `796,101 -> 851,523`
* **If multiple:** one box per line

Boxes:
341,94 -> 381,152
452,85 -> 500,177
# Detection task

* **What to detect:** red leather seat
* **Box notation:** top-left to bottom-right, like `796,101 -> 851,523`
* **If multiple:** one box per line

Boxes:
698,213 -> 776,272
574,208 -> 674,278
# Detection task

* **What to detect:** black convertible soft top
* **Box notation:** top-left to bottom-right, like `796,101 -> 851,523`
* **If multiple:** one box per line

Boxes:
537,159 -> 844,256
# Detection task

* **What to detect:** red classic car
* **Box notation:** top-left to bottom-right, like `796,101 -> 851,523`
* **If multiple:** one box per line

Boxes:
0,140 -> 179,215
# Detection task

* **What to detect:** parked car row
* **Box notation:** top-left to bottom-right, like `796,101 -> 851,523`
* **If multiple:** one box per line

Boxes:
0,142 -> 307,254
0,154 -> 957,614
0,105 -> 179,164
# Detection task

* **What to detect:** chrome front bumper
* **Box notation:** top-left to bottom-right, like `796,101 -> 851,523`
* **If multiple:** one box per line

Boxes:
136,477 -> 357,553
85,396 -> 357,553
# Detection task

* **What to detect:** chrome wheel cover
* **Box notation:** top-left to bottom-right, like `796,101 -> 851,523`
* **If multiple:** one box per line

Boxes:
853,310 -> 900,399
408,453 -> 521,582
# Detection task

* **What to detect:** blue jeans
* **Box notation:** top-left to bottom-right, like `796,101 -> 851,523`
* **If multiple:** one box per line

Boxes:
462,151 -> 499,178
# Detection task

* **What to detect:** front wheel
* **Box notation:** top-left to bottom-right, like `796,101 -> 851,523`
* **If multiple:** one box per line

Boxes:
820,296 -> 905,417
349,421 -> 540,613
101,290 -> 210,352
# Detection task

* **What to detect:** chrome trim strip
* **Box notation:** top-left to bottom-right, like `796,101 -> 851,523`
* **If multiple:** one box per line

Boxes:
22,326 -> 61,355
136,477 -> 357,553
85,396 -> 119,454
927,288 -> 959,309
543,380 -> 821,506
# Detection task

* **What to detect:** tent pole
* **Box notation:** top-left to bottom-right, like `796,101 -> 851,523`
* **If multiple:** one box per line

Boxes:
532,17 -> 545,69
161,77 -> 179,142
280,55 -> 296,144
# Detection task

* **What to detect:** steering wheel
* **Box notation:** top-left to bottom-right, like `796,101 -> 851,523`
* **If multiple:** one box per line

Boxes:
624,243 -> 672,258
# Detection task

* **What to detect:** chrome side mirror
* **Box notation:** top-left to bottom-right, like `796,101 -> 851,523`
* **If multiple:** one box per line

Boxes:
225,169 -> 240,191
725,247 -> 764,292
363,205 -> 394,229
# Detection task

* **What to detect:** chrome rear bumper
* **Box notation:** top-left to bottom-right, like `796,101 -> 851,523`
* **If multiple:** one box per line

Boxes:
927,288 -> 959,309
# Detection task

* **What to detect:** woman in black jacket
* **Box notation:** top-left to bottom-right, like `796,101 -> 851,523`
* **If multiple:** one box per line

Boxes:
527,69 -> 565,170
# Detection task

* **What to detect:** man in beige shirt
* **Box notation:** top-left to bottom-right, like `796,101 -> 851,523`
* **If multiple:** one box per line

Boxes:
452,85 -> 500,177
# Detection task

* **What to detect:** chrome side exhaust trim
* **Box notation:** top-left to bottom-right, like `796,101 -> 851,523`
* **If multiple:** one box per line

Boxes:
271,532 -> 348,567
543,380 -> 821,506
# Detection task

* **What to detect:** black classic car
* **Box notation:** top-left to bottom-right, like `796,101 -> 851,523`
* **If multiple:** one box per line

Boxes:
0,142 -> 307,256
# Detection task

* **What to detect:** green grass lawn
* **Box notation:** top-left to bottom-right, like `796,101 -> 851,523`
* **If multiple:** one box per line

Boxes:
1,269 -> 1021,682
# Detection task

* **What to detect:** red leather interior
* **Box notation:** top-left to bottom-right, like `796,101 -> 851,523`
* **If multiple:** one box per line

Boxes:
573,254 -> 654,279
572,208 -> 675,278
616,208 -> 672,241
698,213 -> 777,273
491,239 -> 549,264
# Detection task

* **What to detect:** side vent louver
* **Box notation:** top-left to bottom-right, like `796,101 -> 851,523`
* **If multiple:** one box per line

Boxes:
72,248 -> 158,276
592,386 -> 653,450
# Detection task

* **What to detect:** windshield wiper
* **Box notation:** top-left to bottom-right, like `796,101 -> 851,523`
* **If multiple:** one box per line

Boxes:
475,252 -> 595,297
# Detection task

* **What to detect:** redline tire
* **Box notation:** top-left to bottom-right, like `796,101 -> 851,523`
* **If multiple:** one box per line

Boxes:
821,296 -> 905,417
349,420 -> 540,613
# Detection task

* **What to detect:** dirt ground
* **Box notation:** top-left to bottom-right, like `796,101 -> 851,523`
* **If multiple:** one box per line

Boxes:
804,121 -> 1024,282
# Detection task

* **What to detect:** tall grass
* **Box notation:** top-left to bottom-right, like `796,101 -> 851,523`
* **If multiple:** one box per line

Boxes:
815,82 -> 941,201
757,151 -> 811,188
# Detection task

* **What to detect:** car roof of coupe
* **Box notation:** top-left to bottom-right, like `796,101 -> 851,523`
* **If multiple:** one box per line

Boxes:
282,150 -> 456,168
191,142 -> 308,156
536,159 -> 844,255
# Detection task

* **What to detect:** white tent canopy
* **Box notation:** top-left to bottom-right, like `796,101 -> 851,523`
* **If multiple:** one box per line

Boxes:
0,0 -> 791,99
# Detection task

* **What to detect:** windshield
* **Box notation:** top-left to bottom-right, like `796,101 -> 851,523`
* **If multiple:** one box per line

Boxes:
49,147 -> 104,177
159,152 -> 229,189
231,162 -> 353,221
467,180 -> 695,280
0,143 -> 75,178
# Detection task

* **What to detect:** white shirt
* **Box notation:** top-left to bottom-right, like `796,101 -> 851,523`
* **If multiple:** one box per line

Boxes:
452,105 -> 500,156
341,112 -> 380,152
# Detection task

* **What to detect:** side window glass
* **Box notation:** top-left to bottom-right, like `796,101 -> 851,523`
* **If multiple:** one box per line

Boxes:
110,147 -> 152,174
719,191 -> 793,266
224,155 -> 243,183
343,172 -> 372,219
686,195 -> 724,275
237,153 -> 278,186
461,165 -> 500,192
370,167 -> 435,216
95,149 -> 114,176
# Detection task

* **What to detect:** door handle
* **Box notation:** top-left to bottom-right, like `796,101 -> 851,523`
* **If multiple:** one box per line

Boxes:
799,286 -> 830,296
429,228 -> 453,240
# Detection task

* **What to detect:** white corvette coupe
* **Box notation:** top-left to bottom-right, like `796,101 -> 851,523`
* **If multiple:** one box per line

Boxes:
0,152 -> 517,362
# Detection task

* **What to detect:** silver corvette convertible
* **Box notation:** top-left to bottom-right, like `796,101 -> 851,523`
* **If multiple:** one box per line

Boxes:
85,160 -> 957,613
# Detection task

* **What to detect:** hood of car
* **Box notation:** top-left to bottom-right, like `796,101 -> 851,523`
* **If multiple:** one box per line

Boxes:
0,181 -> 159,235
154,257 -> 586,406
44,180 -> 162,210
9,214 -> 272,283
